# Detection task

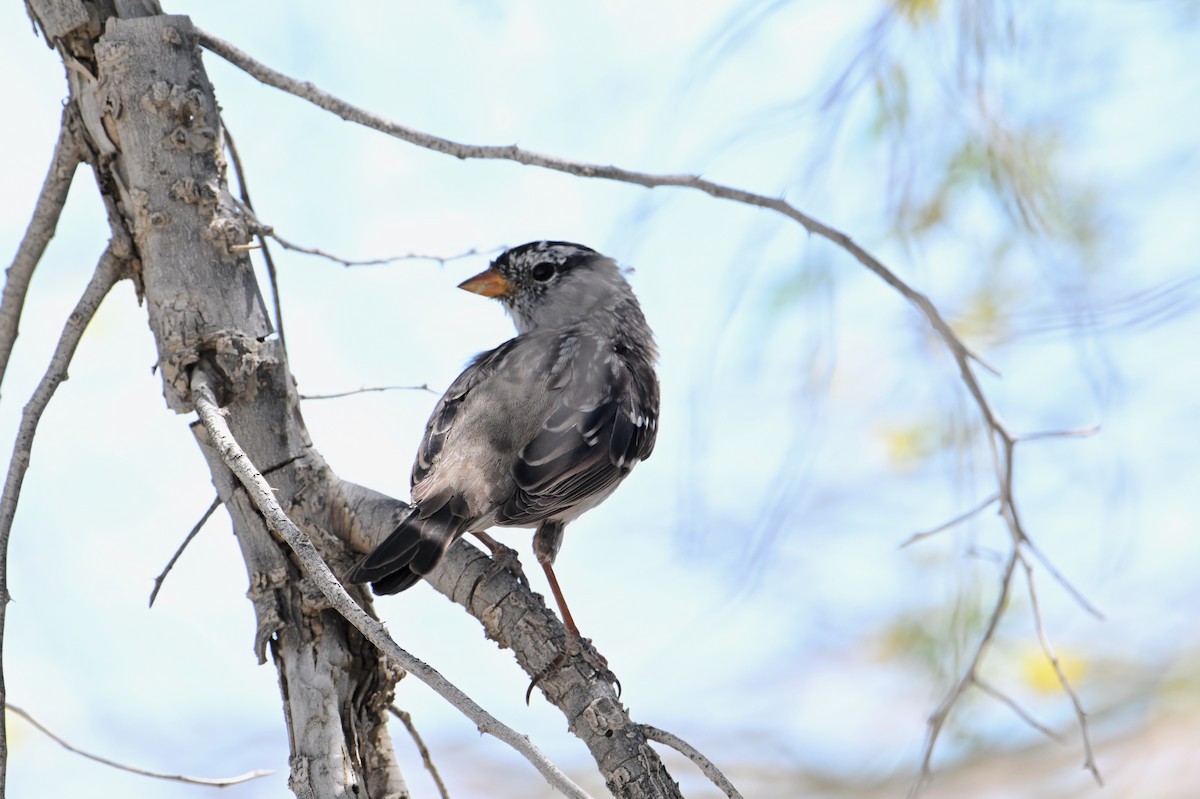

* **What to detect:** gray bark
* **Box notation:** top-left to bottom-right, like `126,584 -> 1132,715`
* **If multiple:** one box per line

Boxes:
19,2 -> 685,797
25,4 -> 408,796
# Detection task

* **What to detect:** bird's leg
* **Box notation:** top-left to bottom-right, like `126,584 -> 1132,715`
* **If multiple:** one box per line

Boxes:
467,531 -> 528,610
525,522 -> 620,703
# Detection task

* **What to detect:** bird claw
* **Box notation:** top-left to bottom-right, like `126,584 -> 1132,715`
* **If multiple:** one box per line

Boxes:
525,633 -> 621,704
468,541 -> 528,610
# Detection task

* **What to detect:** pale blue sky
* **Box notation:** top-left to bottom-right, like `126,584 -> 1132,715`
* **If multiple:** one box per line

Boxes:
1,2 -> 1197,797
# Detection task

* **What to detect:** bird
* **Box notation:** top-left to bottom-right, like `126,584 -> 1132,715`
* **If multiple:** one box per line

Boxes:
350,240 -> 659,651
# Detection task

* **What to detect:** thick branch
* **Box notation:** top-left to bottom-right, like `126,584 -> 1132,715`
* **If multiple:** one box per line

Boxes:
422,541 -> 686,799
189,367 -> 595,799
0,247 -> 125,794
0,110 -> 83,392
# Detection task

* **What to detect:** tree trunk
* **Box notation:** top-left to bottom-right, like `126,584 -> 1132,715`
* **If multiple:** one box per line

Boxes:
24,3 -> 409,796
21,2 -> 686,797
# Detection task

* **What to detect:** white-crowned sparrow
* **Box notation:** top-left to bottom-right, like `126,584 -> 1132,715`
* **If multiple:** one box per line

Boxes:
351,241 -> 659,638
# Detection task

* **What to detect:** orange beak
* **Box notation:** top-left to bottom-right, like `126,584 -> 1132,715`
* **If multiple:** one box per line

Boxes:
457,268 -> 513,298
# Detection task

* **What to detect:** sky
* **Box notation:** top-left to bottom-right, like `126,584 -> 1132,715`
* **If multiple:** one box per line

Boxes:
1,2 -> 1198,798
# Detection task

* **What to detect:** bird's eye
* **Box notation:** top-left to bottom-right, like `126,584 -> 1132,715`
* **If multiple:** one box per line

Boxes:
530,262 -> 556,282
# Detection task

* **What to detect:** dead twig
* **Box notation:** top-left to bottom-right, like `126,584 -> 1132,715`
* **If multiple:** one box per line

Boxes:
223,124 -> 287,354
973,677 -> 1064,742
910,548 -> 1018,798
0,248 -> 125,786
389,706 -> 451,799
189,367 -> 594,799
148,496 -> 222,608
1019,553 -> 1101,783
900,493 -> 1000,548
266,232 -> 499,269
299,384 -> 435,400
6,703 -> 272,787
0,110 -> 82,391
640,724 -> 743,799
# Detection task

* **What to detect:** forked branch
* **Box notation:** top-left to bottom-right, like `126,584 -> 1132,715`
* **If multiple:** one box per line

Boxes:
188,367 -> 594,799
195,27 -> 1100,790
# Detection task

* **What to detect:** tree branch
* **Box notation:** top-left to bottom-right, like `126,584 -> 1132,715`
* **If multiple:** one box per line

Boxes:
6,703 -> 272,787
298,384 -> 435,400
223,124 -> 287,355
422,540 -> 685,798
188,366 -> 595,799
389,706 -> 451,799
1019,553 -> 1101,783
148,496 -> 222,607
265,232 -> 500,269
639,724 -> 743,799
0,247 -> 125,794
0,109 -> 83,392
909,547 -> 1018,798
196,27 -> 1108,789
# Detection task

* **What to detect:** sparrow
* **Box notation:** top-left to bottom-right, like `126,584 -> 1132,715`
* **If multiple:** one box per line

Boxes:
350,240 -> 659,646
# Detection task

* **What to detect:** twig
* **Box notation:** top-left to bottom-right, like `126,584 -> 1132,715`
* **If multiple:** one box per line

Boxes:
0,110 -> 82,391
223,125 -> 287,355
148,496 -> 222,608
195,28 -> 1102,789
900,493 -> 999,548
0,249 -> 125,789
188,367 -> 594,799
972,677 -> 1064,742
639,724 -> 743,799
1019,554 -> 1102,783
1014,425 -> 1101,443
299,384 -> 435,400
266,232 -> 499,269
910,547 -> 1018,798
6,703 -> 271,787
1022,536 -> 1104,620
389,706 -> 451,799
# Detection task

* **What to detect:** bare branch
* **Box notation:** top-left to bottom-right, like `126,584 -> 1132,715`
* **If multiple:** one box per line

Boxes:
1014,425 -> 1101,443
639,724 -> 743,799
188,367 -> 595,799
0,248 -> 125,788
1021,536 -> 1104,620
910,547 -> 1018,798
266,231 -> 500,269
299,384 -> 435,400
148,496 -> 222,608
972,677 -> 1064,742
389,706 -> 451,799
900,493 -> 1000,548
0,110 -> 83,391
223,125 -> 287,354
6,703 -> 272,787
1019,554 -> 1102,784
194,28 -> 1104,791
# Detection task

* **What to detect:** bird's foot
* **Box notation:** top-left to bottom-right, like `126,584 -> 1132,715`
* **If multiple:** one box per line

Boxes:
525,632 -> 621,704
467,540 -> 528,610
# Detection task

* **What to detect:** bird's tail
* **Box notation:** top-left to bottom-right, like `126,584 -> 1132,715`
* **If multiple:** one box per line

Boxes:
349,493 -> 471,594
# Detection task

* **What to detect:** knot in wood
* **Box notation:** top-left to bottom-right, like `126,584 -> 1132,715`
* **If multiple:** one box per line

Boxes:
582,696 -> 619,738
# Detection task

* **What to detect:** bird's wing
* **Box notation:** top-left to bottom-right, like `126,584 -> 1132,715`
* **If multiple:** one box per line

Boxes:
497,331 -> 659,526
411,338 -> 524,487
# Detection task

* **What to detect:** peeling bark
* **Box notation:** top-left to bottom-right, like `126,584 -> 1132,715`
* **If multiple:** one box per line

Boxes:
24,3 -> 408,796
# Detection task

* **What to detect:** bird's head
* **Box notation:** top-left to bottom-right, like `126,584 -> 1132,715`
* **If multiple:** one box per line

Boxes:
458,241 -> 635,333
